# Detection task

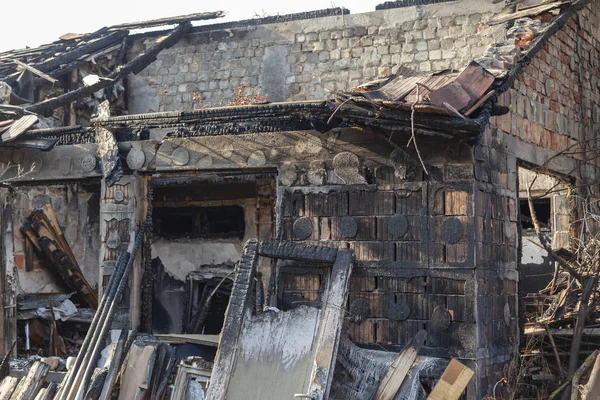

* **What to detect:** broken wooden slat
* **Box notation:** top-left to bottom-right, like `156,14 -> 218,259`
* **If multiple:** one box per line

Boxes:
441,102 -> 467,120
488,0 -> 567,25
2,115 -> 38,142
9,361 -> 50,400
25,206 -> 99,309
98,333 -> 126,400
83,368 -> 108,400
59,33 -> 84,41
32,382 -> 56,400
464,90 -> 496,116
206,239 -> 259,399
581,351 -> 600,399
427,359 -> 475,400
41,205 -> 81,277
0,377 -> 18,400
12,60 -> 59,85
155,334 -> 219,347
375,330 -> 427,400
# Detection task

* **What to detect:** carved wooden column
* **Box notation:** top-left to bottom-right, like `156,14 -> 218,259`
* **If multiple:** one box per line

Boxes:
99,175 -> 148,329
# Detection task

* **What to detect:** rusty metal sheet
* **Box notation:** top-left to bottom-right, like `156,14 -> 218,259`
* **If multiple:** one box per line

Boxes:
363,74 -> 457,103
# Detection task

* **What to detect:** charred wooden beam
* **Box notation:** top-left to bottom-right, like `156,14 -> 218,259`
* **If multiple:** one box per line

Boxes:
258,241 -> 338,263
27,22 -> 192,116
207,239 -> 259,398
109,11 -> 224,30
4,30 -> 129,83
22,205 -> 98,309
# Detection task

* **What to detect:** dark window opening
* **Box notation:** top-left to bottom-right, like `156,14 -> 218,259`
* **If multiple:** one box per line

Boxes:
153,205 -> 245,239
519,198 -> 551,231
185,276 -> 233,335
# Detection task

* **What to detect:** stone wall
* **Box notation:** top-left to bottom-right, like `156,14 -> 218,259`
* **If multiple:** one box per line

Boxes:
127,0 -> 504,114
11,184 -> 101,293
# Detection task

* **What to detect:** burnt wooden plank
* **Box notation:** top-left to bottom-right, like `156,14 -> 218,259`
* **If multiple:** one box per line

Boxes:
2,115 -> 38,142
427,359 -> 474,400
375,330 -> 427,400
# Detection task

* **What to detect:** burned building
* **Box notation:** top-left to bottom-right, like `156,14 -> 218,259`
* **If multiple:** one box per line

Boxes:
0,0 -> 599,398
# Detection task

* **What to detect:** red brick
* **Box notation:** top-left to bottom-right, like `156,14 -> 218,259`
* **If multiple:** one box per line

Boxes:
14,253 -> 24,269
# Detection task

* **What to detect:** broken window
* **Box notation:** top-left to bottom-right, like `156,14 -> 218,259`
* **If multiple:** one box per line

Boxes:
519,198 -> 551,232
517,166 -> 570,303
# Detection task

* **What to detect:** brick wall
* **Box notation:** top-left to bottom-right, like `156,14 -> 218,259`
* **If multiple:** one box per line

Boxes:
474,3 -> 600,395
490,1 -> 600,166
11,184 -> 101,293
127,0 -> 504,113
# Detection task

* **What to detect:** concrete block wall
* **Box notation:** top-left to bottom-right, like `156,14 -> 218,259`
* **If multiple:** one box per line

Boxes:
11,184 -> 101,293
127,0 -> 505,113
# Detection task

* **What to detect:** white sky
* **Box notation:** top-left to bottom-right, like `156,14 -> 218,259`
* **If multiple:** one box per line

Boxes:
0,0 -> 384,52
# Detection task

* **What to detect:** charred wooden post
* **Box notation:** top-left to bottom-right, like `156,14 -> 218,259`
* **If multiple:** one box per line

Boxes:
82,368 -> 108,400
1,203 -> 17,360
97,331 -> 126,400
206,239 -> 259,399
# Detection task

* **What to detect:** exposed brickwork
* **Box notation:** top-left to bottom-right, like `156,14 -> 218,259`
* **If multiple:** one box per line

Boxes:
490,2 -> 600,163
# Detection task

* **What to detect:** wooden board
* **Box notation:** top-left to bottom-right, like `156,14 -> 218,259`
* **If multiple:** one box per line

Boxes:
375,330 -> 427,400
2,115 -> 38,142
9,361 -> 50,400
488,1 -> 567,25
156,334 -> 219,347
0,376 -> 18,400
427,359 -> 474,400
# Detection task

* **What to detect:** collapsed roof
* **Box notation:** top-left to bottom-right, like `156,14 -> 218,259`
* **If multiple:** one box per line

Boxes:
0,0 -> 591,151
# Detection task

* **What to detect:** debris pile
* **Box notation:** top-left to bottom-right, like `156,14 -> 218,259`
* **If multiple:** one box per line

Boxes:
508,175 -> 600,399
